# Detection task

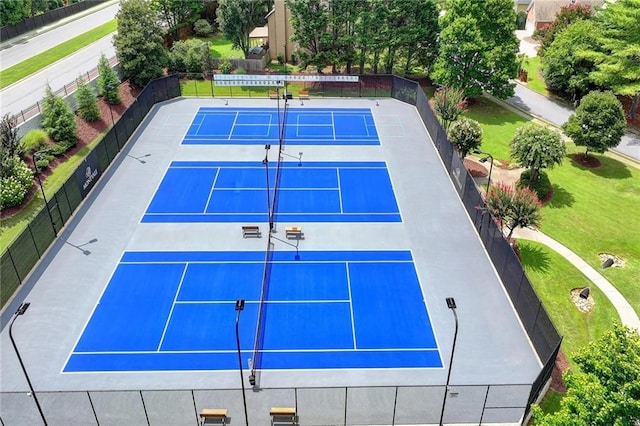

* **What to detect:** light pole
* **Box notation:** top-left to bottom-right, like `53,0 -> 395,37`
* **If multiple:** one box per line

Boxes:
9,303 -> 48,425
474,150 -> 494,194
31,154 -> 57,237
439,297 -> 458,426
235,299 -> 249,426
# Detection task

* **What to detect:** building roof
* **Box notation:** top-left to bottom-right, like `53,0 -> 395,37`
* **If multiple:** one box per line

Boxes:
528,0 -> 604,22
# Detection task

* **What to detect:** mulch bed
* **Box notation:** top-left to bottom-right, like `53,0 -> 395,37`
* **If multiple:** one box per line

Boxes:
463,158 -> 488,177
571,153 -> 601,169
1,82 -> 140,219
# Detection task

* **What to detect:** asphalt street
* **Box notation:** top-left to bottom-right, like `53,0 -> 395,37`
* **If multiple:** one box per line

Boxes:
0,1 -> 118,118
508,84 -> 640,161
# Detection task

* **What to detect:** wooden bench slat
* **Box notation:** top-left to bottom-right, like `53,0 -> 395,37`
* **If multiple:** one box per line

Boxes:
200,408 -> 227,417
270,406 -> 296,416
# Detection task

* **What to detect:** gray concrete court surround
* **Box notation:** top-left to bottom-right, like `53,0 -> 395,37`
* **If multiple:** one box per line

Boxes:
0,98 -> 541,425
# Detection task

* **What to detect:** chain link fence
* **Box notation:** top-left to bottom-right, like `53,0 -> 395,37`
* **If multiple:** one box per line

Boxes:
1,75 -> 180,308
1,73 -> 560,424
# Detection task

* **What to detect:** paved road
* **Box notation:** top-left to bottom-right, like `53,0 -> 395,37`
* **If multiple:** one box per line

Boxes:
0,1 -> 118,118
508,84 -> 640,161
0,2 -> 119,70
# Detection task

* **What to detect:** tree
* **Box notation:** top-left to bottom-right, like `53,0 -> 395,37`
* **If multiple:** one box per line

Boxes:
586,0 -> 640,118
150,0 -> 203,38
448,118 -> 482,158
168,39 -> 212,74
0,0 -> 29,26
432,86 -> 466,132
483,183 -> 542,241
216,0 -> 270,59
75,77 -> 100,122
532,323 -> 640,426
97,53 -> 121,105
1,114 -> 21,160
41,85 -> 77,144
562,91 -> 626,157
510,124 -> 566,182
288,0 -> 330,69
395,0 -> 440,75
113,0 -> 167,87
537,3 -> 595,57
432,0 -> 518,99
541,20 -> 603,103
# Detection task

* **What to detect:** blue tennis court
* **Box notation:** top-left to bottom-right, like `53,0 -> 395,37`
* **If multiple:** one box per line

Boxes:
182,107 -> 380,145
142,161 -> 401,223
64,251 -> 441,372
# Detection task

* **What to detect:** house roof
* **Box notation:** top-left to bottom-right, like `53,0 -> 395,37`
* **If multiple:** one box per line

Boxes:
528,0 -> 604,22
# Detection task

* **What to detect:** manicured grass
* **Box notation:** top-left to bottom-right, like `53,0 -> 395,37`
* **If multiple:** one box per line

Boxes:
541,146 -> 640,316
180,79 -> 309,98
1,136 -> 104,249
0,20 -> 117,89
463,97 -> 531,162
197,35 -> 245,58
521,56 -> 547,96
519,241 -> 618,363
535,389 -> 564,420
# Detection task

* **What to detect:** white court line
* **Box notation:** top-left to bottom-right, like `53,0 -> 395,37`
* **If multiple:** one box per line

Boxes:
70,347 -> 439,356
156,263 -> 189,351
336,168 -> 344,213
345,262 -> 357,350
203,167 -> 221,213
331,112 -> 337,140
228,111 -> 240,140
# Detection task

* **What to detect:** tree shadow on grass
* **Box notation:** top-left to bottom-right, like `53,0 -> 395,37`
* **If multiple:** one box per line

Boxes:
518,242 -> 551,273
545,184 -> 575,209
569,153 -> 632,179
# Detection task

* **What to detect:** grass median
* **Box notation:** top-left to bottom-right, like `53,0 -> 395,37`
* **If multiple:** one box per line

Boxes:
0,19 -> 117,89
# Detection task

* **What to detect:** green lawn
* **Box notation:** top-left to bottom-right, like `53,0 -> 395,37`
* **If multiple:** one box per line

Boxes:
0,20 -> 117,89
541,146 -> 640,316
180,79 -> 309,98
521,56 -> 547,96
519,241 -> 618,363
463,97 -> 531,162
0,137 -> 103,249
196,35 -> 245,58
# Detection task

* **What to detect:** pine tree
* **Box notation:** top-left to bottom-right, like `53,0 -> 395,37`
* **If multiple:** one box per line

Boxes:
75,77 -> 100,122
41,85 -> 77,144
97,53 -> 121,105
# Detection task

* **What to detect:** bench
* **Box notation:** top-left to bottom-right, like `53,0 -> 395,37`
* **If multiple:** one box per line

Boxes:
242,225 -> 262,238
285,226 -> 303,240
270,407 -> 297,425
269,90 -> 279,99
298,90 -> 309,100
200,408 -> 227,425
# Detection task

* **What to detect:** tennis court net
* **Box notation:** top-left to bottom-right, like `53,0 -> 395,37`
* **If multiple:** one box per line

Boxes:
250,98 -> 289,383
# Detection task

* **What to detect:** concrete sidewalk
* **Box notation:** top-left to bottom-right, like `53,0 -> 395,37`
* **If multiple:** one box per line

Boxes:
511,226 -> 640,332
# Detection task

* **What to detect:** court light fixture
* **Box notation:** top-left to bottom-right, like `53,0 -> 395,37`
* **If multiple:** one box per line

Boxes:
9,303 -> 48,425
439,297 -> 458,426
235,299 -> 249,426
473,150 -> 494,194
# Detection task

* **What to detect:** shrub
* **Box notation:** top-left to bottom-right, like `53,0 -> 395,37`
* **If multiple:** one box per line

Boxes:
516,11 -> 527,30
518,169 -> 551,200
235,67 -> 246,75
0,157 -> 33,209
277,53 -> 285,65
193,19 -> 212,36
219,58 -> 233,74
35,158 -> 50,171
20,129 -> 49,154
